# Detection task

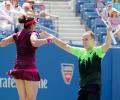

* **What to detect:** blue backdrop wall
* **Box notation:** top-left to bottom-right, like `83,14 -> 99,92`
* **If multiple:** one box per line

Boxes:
1,43 -> 120,100
101,47 -> 120,100
0,43 -> 79,100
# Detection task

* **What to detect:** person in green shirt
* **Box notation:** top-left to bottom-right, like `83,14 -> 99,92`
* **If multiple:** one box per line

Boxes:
43,26 -> 113,100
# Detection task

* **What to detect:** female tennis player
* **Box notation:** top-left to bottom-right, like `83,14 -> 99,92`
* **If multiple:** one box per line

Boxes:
0,14 -> 53,100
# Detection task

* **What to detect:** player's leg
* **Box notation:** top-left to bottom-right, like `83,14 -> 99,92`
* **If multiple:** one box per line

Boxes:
25,80 -> 39,100
15,79 -> 27,100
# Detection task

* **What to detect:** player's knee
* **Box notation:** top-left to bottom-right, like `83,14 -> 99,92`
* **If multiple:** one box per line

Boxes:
27,95 -> 36,100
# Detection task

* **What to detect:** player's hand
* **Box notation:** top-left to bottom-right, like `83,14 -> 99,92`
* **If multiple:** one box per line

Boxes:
46,37 -> 55,43
107,25 -> 113,33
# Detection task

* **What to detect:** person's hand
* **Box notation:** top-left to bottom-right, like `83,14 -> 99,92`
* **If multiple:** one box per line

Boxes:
107,24 -> 113,32
46,37 -> 55,43
114,25 -> 120,37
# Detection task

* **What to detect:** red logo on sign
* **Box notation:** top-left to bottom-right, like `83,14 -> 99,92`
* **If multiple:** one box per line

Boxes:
61,63 -> 74,84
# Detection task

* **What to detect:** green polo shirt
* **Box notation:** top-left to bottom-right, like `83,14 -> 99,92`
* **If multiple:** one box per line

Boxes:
70,46 -> 105,88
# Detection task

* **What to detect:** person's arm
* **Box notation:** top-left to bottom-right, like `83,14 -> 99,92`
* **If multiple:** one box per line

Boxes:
30,32 -> 47,47
101,8 -> 108,20
42,32 -> 84,58
0,35 -> 15,47
101,26 -> 112,52
5,16 -> 14,24
53,37 -> 72,53
41,31 -> 72,53
0,14 -> 13,24
30,32 -> 54,47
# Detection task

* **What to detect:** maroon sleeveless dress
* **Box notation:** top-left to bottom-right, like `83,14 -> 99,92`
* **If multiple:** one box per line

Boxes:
7,29 -> 40,81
